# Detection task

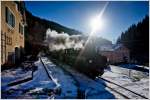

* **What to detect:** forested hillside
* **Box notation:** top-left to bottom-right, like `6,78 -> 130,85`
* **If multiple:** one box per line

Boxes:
24,9 -> 82,55
117,15 -> 149,64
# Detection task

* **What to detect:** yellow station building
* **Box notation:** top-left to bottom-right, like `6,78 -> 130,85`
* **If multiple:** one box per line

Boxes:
1,1 -> 26,66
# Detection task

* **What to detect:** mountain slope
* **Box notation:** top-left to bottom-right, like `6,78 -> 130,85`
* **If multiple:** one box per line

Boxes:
25,9 -> 82,41
24,9 -> 82,55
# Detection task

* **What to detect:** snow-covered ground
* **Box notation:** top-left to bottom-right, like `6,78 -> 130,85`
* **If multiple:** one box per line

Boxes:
1,59 -> 56,99
118,64 -> 149,73
1,67 -> 32,91
99,65 -> 149,99
60,64 -> 149,99
1,57 -> 149,99
59,64 -> 116,99
41,57 -> 78,98
108,65 -> 149,80
1,57 -> 78,99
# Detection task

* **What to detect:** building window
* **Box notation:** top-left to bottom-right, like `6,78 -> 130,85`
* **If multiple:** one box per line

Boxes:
5,7 -> 15,28
19,23 -> 24,35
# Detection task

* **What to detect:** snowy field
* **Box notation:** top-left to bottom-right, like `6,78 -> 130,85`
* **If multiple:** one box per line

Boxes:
118,64 -> 149,73
1,59 -> 56,99
1,67 -> 32,91
1,57 -> 149,99
59,63 -> 149,99
100,65 -> 149,99
107,65 -> 149,80
1,58 -> 78,99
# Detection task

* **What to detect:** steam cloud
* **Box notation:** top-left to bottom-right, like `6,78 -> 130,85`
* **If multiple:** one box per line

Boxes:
45,28 -> 84,51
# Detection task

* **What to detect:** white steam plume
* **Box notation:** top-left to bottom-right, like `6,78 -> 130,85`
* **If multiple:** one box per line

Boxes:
45,28 -> 84,51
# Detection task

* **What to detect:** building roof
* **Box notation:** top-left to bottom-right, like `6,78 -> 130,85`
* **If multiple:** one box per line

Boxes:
99,43 -> 127,51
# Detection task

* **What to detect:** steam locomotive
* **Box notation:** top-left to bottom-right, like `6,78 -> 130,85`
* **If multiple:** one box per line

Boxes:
48,48 -> 107,79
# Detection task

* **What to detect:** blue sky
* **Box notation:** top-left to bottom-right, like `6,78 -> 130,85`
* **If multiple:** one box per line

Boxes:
25,1 -> 149,43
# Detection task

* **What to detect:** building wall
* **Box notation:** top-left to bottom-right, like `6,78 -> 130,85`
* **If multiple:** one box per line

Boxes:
100,46 -> 130,63
1,1 -> 25,65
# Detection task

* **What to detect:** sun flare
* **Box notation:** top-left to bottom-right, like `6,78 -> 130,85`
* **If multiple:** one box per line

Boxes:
90,16 -> 103,33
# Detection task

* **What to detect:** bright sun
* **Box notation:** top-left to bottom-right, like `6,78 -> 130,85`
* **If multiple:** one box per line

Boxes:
90,15 -> 103,33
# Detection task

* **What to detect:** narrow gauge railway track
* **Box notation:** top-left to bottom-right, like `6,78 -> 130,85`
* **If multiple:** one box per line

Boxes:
40,57 -> 52,80
40,57 -> 79,86
50,60 -> 130,99
39,57 -> 61,98
98,77 -> 148,99
7,58 -> 52,87
40,57 -> 85,98
40,57 -> 148,99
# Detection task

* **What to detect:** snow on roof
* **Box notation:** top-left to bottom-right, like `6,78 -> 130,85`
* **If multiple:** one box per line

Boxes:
98,44 -> 114,51
113,44 -> 124,50
99,43 -> 126,51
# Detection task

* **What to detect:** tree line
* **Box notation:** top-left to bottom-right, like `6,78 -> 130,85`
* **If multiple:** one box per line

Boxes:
117,15 -> 149,65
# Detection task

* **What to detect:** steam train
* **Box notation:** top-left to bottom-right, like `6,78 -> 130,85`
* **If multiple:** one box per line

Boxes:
48,48 -> 107,78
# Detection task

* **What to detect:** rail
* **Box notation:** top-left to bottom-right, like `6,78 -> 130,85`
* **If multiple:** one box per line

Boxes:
98,77 -> 148,99
39,57 -> 52,80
